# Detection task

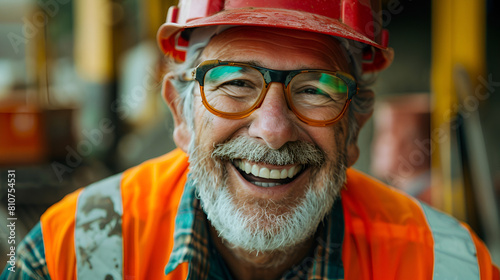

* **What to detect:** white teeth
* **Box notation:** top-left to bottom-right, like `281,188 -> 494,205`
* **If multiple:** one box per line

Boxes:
259,168 -> 270,179
251,165 -> 259,177
270,170 -> 281,179
234,160 -> 303,181
253,182 -> 281,188
245,162 -> 252,174
280,169 -> 288,179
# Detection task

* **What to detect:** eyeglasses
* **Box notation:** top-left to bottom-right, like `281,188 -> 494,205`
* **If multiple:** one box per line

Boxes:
185,60 -> 358,127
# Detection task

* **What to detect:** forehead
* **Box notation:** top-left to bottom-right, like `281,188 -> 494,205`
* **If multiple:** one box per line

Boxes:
201,27 -> 350,72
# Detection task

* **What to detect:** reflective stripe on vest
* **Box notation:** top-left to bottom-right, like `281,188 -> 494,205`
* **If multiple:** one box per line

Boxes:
419,202 -> 480,279
75,173 -> 124,280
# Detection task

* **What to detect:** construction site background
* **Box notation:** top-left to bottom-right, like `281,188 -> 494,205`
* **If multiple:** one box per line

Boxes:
0,0 -> 499,268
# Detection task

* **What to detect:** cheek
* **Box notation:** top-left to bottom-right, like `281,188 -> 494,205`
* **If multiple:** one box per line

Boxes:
307,121 -> 348,160
193,101 -> 214,146
194,99 -> 250,147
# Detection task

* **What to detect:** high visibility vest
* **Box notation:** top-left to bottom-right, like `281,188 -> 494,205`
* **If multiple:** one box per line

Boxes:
40,148 -> 499,279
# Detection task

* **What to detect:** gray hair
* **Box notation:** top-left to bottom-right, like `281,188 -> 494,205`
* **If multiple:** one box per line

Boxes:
167,36 -> 375,148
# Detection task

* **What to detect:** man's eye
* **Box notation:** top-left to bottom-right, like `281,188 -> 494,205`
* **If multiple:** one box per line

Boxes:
299,87 -> 329,97
221,79 -> 251,88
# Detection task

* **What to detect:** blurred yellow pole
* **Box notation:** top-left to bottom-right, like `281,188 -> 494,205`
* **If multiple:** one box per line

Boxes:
73,0 -> 117,159
144,0 -> 160,40
431,0 -> 486,219
74,0 -> 113,83
143,0 -> 178,40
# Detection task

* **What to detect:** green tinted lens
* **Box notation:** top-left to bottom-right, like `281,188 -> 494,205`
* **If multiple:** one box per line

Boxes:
203,65 -> 264,113
290,72 -> 349,121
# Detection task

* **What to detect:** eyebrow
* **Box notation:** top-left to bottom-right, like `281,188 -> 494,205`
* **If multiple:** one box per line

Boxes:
237,60 -> 263,67
229,60 -> 323,71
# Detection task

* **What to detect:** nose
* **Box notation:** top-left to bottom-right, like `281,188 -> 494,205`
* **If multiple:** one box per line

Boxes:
248,83 -> 299,149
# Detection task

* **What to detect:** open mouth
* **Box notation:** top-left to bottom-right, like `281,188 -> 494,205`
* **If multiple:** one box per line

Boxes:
232,159 -> 305,188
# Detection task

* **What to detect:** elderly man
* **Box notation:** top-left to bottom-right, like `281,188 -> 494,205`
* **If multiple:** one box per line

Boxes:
3,1 -> 499,279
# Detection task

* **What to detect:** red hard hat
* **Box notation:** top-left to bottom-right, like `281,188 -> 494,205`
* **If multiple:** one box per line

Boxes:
157,0 -> 394,72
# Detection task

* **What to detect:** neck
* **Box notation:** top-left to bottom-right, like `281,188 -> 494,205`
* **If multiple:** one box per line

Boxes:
209,225 -> 315,280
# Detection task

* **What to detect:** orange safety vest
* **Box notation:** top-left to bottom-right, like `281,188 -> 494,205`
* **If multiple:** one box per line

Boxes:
40,148 -> 499,279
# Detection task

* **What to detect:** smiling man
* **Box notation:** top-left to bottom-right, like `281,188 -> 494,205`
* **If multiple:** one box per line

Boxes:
178,27 -> 356,278
3,1 -> 499,280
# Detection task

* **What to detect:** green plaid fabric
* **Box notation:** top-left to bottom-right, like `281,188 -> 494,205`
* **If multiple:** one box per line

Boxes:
0,223 -> 51,280
165,180 -> 345,280
164,180 -> 212,278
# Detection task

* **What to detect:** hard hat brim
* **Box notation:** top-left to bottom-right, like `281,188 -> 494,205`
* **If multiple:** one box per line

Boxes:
157,7 -> 394,71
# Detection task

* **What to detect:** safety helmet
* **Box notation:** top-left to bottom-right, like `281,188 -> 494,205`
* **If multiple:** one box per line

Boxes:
157,0 -> 394,72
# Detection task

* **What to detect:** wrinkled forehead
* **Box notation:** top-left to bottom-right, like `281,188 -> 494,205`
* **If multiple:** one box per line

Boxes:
189,26 -> 353,72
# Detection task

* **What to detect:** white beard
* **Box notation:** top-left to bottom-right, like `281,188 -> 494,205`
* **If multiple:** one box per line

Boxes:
188,136 -> 347,253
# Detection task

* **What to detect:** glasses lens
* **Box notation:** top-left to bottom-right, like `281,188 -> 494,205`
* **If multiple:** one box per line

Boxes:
289,72 -> 349,121
203,65 -> 264,114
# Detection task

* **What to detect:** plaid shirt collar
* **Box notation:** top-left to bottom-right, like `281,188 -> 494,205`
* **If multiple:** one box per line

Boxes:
165,180 -> 345,280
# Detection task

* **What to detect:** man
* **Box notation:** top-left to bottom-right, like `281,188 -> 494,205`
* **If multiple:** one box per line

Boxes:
2,1 -> 499,279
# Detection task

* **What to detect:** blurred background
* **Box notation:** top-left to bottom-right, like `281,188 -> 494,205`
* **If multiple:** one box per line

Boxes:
0,0 -> 499,268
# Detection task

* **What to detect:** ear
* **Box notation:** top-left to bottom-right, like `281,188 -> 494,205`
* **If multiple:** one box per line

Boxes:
346,89 -> 374,167
162,74 -> 191,153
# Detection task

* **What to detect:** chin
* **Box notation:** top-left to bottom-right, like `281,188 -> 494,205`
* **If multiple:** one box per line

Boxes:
189,135 -> 347,252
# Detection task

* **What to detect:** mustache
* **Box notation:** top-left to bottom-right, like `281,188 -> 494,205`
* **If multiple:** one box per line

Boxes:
211,136 -> 326,166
